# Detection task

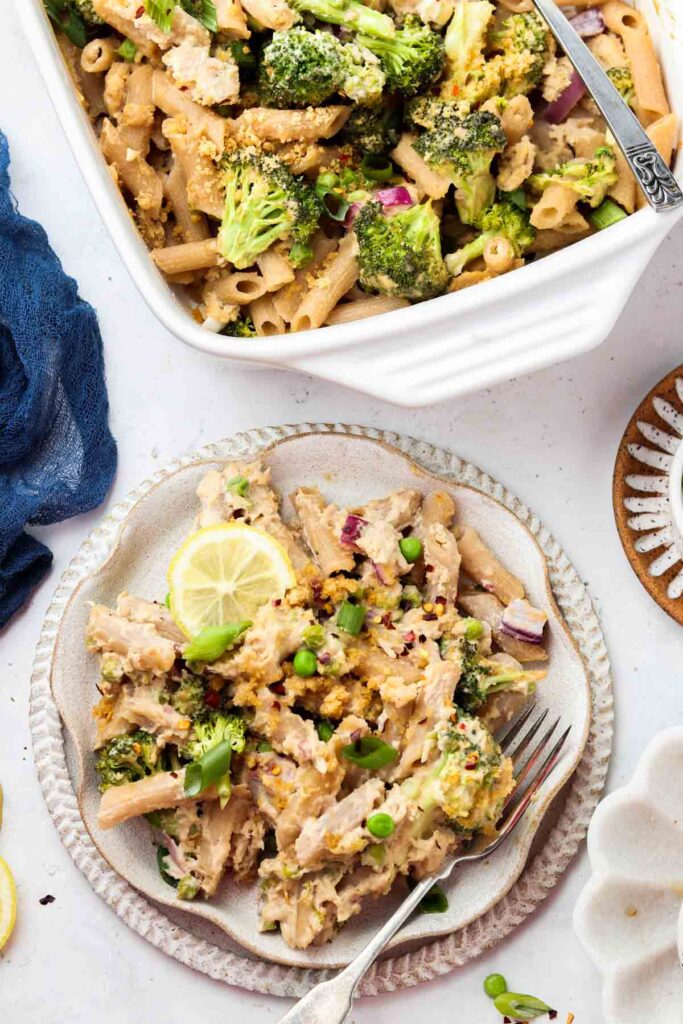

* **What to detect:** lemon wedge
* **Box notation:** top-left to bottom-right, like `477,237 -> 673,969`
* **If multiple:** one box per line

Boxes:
0,857 -> 16,950
168,523 -> 296,638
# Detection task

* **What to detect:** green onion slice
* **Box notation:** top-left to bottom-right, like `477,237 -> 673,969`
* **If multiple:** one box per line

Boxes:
493,992 -> 553,1020
316,719 -> 335,742
44,0 -> 87,47
184,738 -> 234,799
183,621 -> 251,663
361,153 -> 394,181
337,600 -> 366,636
419,882 -> 448,914
315,186 -> 350,223
589,197 -> 628,230
342,736 -> 398,770
226,474 -> 249,496
156,845 -> 179,888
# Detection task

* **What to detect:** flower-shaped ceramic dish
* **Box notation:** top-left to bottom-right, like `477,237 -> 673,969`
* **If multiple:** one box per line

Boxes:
574,727 -> 683,1024
50,430 -> 592,970
14,0 -> 683,407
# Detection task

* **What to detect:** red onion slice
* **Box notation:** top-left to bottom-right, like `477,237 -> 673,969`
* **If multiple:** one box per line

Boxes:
344,202 -> 364,228
340,514 -> 366,545
372,560 -> 389,585
543,69 -> 587,124
375,186 -> 413,209
570,7 -> 605,37
500,599 -> 547,644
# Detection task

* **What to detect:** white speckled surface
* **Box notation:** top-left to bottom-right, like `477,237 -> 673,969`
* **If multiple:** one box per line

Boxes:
2,0 -> 683,1019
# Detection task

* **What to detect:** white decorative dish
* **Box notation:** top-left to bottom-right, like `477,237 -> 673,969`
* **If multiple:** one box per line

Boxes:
15,0 -> 683,408
669,429 -> 683,548
31,425 -> 614,995
574,727 -> 683,1024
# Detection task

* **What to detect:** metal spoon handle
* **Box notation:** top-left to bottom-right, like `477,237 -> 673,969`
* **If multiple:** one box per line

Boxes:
532,0 -> 683,212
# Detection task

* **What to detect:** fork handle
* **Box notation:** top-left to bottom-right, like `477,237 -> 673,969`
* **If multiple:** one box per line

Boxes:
276,875 -> 437,1024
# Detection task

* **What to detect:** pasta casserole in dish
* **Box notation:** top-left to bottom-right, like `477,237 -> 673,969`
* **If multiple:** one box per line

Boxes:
86,456 -> 551,949
44,0 -> 676,337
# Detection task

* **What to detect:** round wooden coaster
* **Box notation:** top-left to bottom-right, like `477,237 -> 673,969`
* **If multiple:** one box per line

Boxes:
613,366 -> 683,625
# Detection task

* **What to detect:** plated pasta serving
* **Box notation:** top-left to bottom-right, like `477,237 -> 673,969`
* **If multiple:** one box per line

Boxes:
47,0 -> 676,336
85,456 -> 551,950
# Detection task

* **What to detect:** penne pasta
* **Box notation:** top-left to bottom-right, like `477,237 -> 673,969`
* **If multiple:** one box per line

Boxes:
152,238 -> 220,275
256,250 -> 296,292
214,0 -> 251,38
229,106 -> 351,143
100,118 -> 163,217
291,234 -> 360,333
272,233 -> 339,322
164,161 -> 211,244
602,1 -> 669,125
250,294 -> 288,335
152,70 -> 226,150
530,183 -> 580,231
326,294 -> 410,325
239,0 -> 297,30
209,270 -> 268,305
390,134 -> 450,200
92,0 -> 159,58
81,37 -> 117,75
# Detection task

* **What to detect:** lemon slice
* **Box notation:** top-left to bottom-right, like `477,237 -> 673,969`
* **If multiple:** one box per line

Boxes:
0,857 -> 16,950
168,523 -> 296,638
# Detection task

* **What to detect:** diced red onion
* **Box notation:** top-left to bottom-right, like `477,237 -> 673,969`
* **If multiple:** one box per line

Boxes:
569,7 -> 605,37
500,599 -> 547,645
375,186 -> 413,209
340,514 -> 366,545
372,560 -> 389,585
543,69 -> 587,124
162,834 -> 191,874
344,202 -> 364,229
318,651 -> 331,665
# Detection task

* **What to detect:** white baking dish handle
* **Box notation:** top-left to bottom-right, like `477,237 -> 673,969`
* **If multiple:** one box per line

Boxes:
285,223 -> 674,407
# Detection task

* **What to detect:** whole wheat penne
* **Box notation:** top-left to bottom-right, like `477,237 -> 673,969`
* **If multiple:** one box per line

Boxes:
229,106 -> 351,143
256,250 -> 295,292
152,238 -> 220,274
119,64 -> 155,158
152,70 -> 226,150
602,1 -> 669,125
530,183 -> 579,231
291,234 -> 360,333
455,526 -> 525,605
390,134 -> 450,200
92,0 -> 159,58
215,0 -> 251,37
250,294 -> 287,336
165,161 -> 211,244
272,233 -> 339,322
326,295 -> 409,325
100,118 -> 163,217
210,271 -> 268,304
81,37 -> 117,74
239,0 -> 297,30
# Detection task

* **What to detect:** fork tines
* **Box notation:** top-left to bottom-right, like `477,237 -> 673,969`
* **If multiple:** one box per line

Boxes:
497,706 -> 572,827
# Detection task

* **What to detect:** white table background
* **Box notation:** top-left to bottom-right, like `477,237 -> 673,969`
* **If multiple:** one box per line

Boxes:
2,5 -> 683,1021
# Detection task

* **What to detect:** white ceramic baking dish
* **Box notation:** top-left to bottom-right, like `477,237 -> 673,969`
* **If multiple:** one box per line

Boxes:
17,0 -> 683,407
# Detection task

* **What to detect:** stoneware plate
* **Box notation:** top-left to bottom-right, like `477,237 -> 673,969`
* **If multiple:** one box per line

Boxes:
574,727 -> 683,1024
31,425 -> 613,994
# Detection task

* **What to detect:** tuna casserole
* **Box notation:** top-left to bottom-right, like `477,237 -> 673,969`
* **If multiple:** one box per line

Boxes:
87,458 -> 550,949
48,0 -> 676,336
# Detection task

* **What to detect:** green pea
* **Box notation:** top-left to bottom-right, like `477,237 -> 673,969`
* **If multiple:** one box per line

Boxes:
293,648 -> 317,677
484,973 -> 508,999
367,812 -> 395,839
464,618 -> 484,640
302,624 -> 326,649
399,536 -> 423,563
493,992 -> 553,1020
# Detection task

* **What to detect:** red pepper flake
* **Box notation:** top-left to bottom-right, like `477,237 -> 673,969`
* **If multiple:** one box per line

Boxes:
435,596 -> 447,606
399,648 -> 410,657
135,5 -> 144,17
503,1018 -> 511,1024
548,1013 -> 557,1021
339,153 -> 350,164
381,612 -> 394,629
424,564 -> 434,573
39,894 -> 55,906
170,771 -> 178,778
272,700 -> 281,711
464,761 -> 477,770
402,631 -> 416,643
423,612 -> 437,621
272,598 -> 282,606
458,722 -> 467,731
271,682 -> 286,695
204,690 -> 220,709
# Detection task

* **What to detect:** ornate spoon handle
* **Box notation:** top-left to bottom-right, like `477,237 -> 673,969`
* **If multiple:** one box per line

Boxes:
532,0 -> 683,212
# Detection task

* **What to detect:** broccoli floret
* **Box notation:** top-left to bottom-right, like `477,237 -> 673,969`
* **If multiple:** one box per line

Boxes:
288,0 -> 396,39
259,28 -> 345,107
182,712 -> 247,805
218,152 -> 321,270
414,110 -> 507,226
402,712 -> 514,834
357,15 -> 445,97
489,11 -> 550,97
339,102 -> 401,154
72,0 -> 103,22
170,671 -> 206,719
145,808 -> 181,840
445,198 -> 535,277
223,315 -> 258,338
177,874 -> 201,901
607,66 -> 635,107
354,199 -> 448,300
453,635 -> 540,711
441,0 -> 494,102
259,29 -> 385,108
405,95 -> 463,132
527,145 -> 618,208
96,730 -> 160,792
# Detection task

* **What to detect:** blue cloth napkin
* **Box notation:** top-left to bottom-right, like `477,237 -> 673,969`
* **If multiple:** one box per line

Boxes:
0,132 -> 117,629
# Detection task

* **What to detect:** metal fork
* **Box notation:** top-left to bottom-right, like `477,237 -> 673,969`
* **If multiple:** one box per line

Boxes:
531,0 -> 683,213
277,706 -> 572,1024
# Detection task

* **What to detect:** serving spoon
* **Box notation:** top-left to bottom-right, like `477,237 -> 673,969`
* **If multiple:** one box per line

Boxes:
276,705 -> 572,1024
531,0 -> 683,212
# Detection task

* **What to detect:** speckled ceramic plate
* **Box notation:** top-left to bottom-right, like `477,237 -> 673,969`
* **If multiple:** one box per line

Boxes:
31,425 -> 614,995
574,727 -> 683,1024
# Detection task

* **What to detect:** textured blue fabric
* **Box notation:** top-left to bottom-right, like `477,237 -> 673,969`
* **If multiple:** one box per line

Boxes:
0,132 -> 117,629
